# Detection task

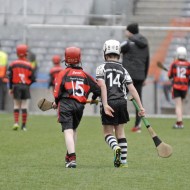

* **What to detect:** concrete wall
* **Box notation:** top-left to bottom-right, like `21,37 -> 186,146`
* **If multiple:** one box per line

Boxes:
4,86 -> 190,116
0,0 -> 94,25
4,88 -> 100,116
92,0 -> 132,15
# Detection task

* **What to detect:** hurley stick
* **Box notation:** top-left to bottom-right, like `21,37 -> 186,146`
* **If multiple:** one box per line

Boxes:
37,98 -> 99,111
130,97 -> 172,158
157,61 -> 168,72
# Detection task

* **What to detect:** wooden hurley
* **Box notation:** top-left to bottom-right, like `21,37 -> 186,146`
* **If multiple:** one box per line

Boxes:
37,98 -> 99,111
130,97 -> 172,158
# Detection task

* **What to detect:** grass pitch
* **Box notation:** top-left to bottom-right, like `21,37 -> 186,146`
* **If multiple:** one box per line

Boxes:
0,113 -> 190,190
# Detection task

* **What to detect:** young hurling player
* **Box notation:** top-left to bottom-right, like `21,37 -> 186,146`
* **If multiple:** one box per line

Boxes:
48,55 -> 63,90
168,46 -> 190,129
96,39 -> 145,168
52,47 -> 100,168
8,44 -> 36,131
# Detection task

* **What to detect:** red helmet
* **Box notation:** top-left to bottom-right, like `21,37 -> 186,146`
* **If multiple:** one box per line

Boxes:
16,44 -> 28,57
65,47 -> 81,64
52,55 -> 61,65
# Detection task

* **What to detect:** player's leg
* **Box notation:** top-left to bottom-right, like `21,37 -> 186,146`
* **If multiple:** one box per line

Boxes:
102,102 -> 120,155
62,125 -> 77,168
64,129 -> 77,166
20,99 -> 29,131
61,99 -> 84,168
64,129 -> 75,154
173,97 -> 183,128
175,97 -> 182,121
12,85 -> 22,130
115,124 -> 128,167
115,99 -> 129,167
63,125 -> 77,168
12,99 -> 21,130
64,129 -> 77,167
173,89 -> 185,128
104,125 -> 121,167
20,85 -> 31,130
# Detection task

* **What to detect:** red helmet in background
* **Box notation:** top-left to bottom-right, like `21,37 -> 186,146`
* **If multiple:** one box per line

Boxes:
65,47 -> 81,64
16,44 -> 28,57
52,55 -> 61,65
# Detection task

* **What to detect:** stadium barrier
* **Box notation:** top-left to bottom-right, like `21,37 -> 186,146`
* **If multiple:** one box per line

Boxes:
3,23 -> 190,115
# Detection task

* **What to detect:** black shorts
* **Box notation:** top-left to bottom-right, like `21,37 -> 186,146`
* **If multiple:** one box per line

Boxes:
58,98 -> 85,131
100,99 -> 129,125
172,88 -> 187,99
13,84 -> 31,100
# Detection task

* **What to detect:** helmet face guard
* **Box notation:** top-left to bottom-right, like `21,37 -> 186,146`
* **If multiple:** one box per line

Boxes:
16,44 -> 28,57
65,47 -> 81,65
52,55 -> 61,65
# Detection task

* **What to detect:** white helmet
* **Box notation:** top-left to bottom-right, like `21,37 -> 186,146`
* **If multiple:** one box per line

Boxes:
103,39 -> 120,55
176,46 -> 187,60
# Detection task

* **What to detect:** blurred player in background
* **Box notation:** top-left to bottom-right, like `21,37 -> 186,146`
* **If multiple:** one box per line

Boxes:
121,23 -> 149,133
96,39 -> 145,168
0,42 -> 8,110
27,49 -> 38,77
52,47 -> 100,168
48,55 -> 63,90
8,44 -> 36,131
168,46 -> 190,129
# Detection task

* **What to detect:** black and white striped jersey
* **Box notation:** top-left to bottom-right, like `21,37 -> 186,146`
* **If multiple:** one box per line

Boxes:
96,61 -> 133,101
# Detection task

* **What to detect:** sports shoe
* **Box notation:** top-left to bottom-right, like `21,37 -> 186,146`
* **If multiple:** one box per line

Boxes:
21,124 -> 27,131
131,126 -> 141,133
120,163 -> 128,168
12,123 -> 20,131
173,124 -> 184,129
114,146 -> 121,167
65,160 -> 77,168
22,127 -> 27,131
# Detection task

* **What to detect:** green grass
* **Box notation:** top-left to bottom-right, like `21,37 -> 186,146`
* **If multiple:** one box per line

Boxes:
0,113 -> 190,190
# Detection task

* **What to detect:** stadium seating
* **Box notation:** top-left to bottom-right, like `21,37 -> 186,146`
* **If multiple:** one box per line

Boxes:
1,0 -> 190,115
0,0 -> 94,25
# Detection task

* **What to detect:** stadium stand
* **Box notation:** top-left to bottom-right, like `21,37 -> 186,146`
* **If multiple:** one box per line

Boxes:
1,0 -> 190,115
131,0 -> 183,26
0,0 -> 94,25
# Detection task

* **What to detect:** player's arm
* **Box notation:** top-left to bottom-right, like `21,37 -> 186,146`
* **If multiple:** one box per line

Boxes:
95,64 -> 108,106
85,73 -> 101,100
53,69 -> 68,105
97,79 -> 114,117
96,79 -> 107,107
96,64 -> 114,117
